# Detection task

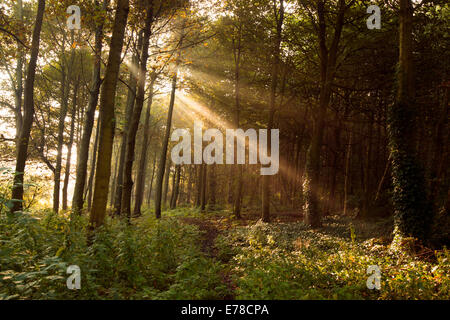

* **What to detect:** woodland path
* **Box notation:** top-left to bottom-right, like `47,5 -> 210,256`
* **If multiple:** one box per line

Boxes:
179,215 -> 236,299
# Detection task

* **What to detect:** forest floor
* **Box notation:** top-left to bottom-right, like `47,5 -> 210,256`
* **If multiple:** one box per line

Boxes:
1,207 -> 449,299
173,208 -> 449,300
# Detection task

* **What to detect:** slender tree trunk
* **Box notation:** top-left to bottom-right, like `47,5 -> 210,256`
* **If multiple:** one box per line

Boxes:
62,78 -> 79,210
110,143 -> 120,207
186,165 -> 193,205
113,66 -> 138,215
53,65 -> 70,214
170,165 -> 181,209
13,0 -> 24,148
343,131 -> 352,215
195,165 -> 202,207
54,31 -> 77,214
146,154 -> 157,206
89,0 -> 130,229
304,0 -> 346,227
200,163 -> 207,212
262,0 -> 284,222
11,0 -> 45,213
121,2 -> 154,218
360,113 -> 373,218
154,25 -> 184,218
86,117 -> 100,211
232,22 -> 243,218
132,75 -> 156,216
208,164 -> 216,210
162,161 -> 171,209
72,0 -> 108,214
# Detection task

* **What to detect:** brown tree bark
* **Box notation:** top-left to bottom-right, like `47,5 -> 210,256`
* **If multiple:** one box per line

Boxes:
232,21 -> 243,218
86,117 -> 100,211
200,163 -> 207,212
304,0 -> 346,227
170,165 -> 181,209
89,0 -> 130,229
112,62 -> 138,215
145,154 -> 157,206
262,0 -> 284,222
11,0 -> 45,213
53,45 -> 72,214
162,161 -> 171,209
62,78 -> 79,210
208,164 -> 216,210
72,0 -> 108,214
154,24 -> 184,218
388,0 -> 433,241
132,82 -> 155,216
13,0 -> 24,148
121,1 -> 154,218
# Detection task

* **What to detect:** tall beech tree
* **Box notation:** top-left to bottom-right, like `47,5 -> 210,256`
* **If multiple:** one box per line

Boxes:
72,0 -> 108,214
89,0 -> 130,229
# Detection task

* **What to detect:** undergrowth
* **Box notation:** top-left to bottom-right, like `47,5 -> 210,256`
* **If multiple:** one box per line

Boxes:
0,209 -> 229,299
216,216 -> 449,300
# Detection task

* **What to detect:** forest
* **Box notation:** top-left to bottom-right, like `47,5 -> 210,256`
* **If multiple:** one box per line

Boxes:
0,0 -> 448,300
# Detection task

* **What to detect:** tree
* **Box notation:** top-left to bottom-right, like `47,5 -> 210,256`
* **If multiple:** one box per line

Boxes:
303,0 -> 348,227
388,0 -> 433,241
11,0 -> 46,213
89,0 -> 130,229
121,0 -> 154,219
262,0 -> 284,222
154,18 -> 185,219
133,73 -> 157,216
72,0 -> 108,214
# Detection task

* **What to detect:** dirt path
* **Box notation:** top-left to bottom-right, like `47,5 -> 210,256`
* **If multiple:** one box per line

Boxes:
179,216 -> 235,299
180,217 -> 219,257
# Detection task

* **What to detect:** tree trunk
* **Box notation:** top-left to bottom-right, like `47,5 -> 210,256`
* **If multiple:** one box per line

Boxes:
62,78 -> 79,210
208,164 -> 216,210
162,161 -> 171,209
200,163 -> 207,212
343,131 -> 352,215
388,0 -> 432,241
146,154 -> 157,206
170,165 -> 181,209
112,68 -> 138,216
262,0 -> 284,223
72,0 -> 107,214
304,0 -> 346,227
53,51 -> 71,214
89,0 -> 130,229
13,0 -> 24,148
86,117 -> 100,211
132,74 -> 156,216
154,25 -> 184,218
121,2 -> 154,219
11,0 -> 45,213
195,165 -> 202,207
232,22 -> 243,218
